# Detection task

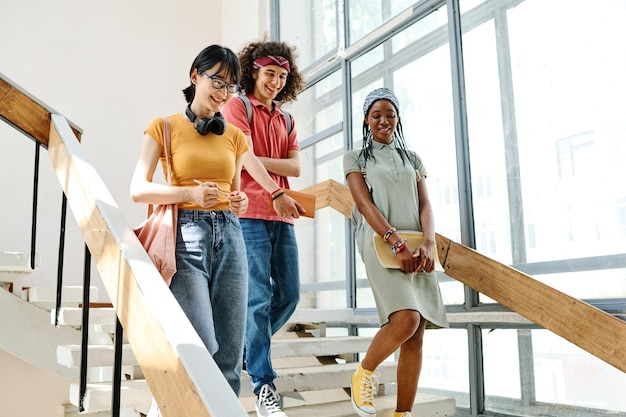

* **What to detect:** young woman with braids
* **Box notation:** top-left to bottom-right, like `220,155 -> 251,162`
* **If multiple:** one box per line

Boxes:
343,88 -> 448,417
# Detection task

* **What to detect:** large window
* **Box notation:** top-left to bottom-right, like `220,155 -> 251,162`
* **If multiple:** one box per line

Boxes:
287,70 -> 348,308
278,0 -> 339,69
276,0 -> 626,415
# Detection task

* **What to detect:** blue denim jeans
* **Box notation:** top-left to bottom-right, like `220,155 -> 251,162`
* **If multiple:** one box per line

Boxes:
169,210 -> 248,396
240,219 -> 300,396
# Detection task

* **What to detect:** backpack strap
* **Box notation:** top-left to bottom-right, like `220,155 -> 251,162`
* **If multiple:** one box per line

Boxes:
239,95 -> 253,128
283,108 -> 293,137
238,95 -> 292,136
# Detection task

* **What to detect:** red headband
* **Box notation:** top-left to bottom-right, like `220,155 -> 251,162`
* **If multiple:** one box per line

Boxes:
253,55 -> 291,73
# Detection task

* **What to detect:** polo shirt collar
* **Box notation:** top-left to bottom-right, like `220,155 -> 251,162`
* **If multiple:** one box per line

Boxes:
371,140 -> 397,150
245,93 -> 284,114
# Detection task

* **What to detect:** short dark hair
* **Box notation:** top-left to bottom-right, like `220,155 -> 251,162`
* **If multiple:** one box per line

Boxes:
238,39 -> 305,103
182,45 -> 241,103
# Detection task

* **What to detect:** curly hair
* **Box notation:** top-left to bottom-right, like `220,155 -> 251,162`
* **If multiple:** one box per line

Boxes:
238,39 -> 305,103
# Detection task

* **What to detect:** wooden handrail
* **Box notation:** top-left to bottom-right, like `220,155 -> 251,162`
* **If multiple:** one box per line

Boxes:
47,114 -> 248,417
0,72 -> 82,146
305,179 -> 626,373
2,71 -> 246,416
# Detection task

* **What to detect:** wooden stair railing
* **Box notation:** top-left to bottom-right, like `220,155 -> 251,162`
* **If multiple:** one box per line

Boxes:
48,115 -> 248,417
1,72 -> 82,144
1,72 -> 247,417
301,179 -> 626,374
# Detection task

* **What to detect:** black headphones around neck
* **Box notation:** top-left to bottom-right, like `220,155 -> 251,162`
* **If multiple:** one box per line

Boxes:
185,105 -> 226,136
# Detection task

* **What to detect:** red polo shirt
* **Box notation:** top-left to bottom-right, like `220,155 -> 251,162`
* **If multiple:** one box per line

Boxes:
222,94 -> 300,222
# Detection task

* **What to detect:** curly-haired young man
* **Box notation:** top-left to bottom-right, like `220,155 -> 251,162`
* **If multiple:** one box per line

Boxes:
222,39 -> 305,417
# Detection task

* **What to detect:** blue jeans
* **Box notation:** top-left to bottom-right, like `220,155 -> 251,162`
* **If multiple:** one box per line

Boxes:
170,210 -> 248,395
240,219 -> 300,396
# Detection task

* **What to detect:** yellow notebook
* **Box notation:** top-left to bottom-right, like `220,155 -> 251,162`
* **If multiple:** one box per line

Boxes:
373,230 -> 443,271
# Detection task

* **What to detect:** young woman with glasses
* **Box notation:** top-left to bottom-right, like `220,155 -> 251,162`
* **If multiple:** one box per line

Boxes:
130,44 -> 292,416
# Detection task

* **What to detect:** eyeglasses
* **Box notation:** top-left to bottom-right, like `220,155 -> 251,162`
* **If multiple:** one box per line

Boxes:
202,72 -> 241,93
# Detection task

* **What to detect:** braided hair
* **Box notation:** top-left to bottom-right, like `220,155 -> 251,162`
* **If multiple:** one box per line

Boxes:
359,89 -> 415,169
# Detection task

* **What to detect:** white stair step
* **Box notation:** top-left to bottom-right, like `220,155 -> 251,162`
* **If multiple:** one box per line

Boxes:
56,307 -> 377,327
287,308 -> 378,325
63,404 -> 111,416
249,392 -> 456,417
288,308 -> 534,327
64,404 -> 142,417
69,380 -> 152,413
0,251 -> 40,274
58,335 -> 372,369
72,361 -> 398,411
53,306 -> 116,326
58,344 -> 136,368
28,285 -> 99,309
0,251 -> 40,297
54,306 -> 534,330
240,361 -> 398,398
272,336 -> 373,358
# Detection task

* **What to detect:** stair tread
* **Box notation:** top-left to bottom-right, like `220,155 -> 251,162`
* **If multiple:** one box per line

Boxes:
54,306 -> 534,329
287,308 -> 379,324
0,251 -> 40,272
69,380 -> 152,413
264,392 -> 456,417
57,335 -> 373,368
28,285 -> 99,309
70,361 -> 399,411
239,361 -> 398,398
71,380 -> 455,416
57,344 -> 136,368
53,306 -> 116,326
272,335 -> 373,358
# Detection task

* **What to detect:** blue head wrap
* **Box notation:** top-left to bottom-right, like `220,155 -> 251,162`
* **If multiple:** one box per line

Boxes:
363,88 -> 400,116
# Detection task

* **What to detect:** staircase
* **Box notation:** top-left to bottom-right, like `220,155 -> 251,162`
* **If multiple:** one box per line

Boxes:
51,303 -> 456,416
3,72 -> 625,417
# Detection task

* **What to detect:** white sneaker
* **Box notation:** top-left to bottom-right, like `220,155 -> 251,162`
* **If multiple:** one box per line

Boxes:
255,384 -> 287,417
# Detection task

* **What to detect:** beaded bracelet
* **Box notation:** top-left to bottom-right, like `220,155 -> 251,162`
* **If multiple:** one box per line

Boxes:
383,227 -> 396,242
272,190 -> 286,200
392,238 -> 408,255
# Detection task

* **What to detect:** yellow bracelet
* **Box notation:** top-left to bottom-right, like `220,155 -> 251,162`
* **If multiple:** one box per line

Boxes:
383,227 -> 396,242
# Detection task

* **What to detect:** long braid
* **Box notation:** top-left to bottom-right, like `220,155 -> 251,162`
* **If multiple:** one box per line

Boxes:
359,121 -> 375,164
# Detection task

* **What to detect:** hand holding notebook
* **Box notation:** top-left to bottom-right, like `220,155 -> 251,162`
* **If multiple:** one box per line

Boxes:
373,230 -> 443,271
269,189 -> 316,218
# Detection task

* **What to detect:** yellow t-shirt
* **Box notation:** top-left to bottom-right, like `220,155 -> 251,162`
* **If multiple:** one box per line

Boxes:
145,113 -> 249,211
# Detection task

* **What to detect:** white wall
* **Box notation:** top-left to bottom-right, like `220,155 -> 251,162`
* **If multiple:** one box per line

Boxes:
0,0 -> 269,293
0,1 -> 269,415
0,349 -> 70,417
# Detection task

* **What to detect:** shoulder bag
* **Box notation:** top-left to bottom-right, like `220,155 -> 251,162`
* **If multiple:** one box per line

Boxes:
133,117 -> 178,285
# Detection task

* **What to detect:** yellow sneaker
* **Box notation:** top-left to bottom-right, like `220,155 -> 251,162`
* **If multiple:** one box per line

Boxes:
350,364 -> 378,417
394,412 -> 412,417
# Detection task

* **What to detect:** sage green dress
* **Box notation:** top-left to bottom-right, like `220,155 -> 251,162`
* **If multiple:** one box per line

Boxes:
343,141 -> 448,328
